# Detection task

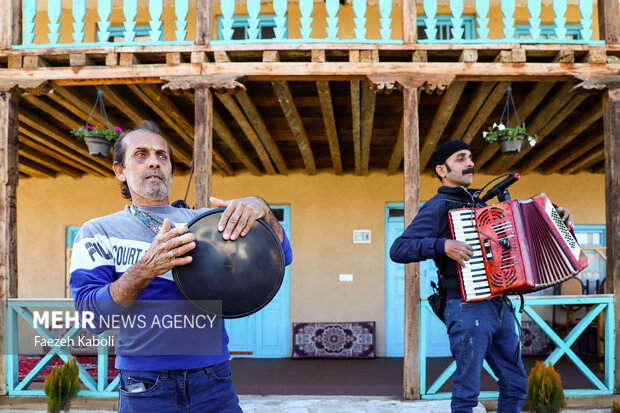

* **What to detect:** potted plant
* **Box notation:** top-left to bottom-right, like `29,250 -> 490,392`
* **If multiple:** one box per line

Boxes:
70,124 -> 123,157
482,122 -> 538,155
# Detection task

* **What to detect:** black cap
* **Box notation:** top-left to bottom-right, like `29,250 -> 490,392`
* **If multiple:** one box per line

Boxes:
430,140 -> 472,170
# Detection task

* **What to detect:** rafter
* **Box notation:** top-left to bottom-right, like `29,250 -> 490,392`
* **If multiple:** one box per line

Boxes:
563,147 -> 605,174
350,50 -> 362,175
100,85 -> 151,128
312,50 -> 342,175
215,92 -> 276,174
264,51 -> 316,174
522,103 -> 602,173
387,118 -> 405,175
18,156 -> 57,177
20,93 -> 83,130
545,133 -> 604,174
18,134 -> 95,175
360,50 -> 378,175
52,85 -> 125,130
462,82 -> 510,145
486,82 -> 586,174
18,141 -> 83,178
476,82 -> 557,170
212,110 -> 261,175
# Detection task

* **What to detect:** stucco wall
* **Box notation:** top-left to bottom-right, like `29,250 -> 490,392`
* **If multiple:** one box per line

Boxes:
16,171 -> 605,356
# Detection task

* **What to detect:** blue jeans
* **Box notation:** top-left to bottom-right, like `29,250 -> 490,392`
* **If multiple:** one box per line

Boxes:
118,360 -> 242,412
444,296 -> 528,413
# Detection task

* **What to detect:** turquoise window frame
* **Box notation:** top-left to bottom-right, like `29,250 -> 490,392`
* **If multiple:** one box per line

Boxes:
515,24 -> 582,40
66,226 -> 81,298
107,26 -> 154,42
417,15 -> 476,41
216,16 -> 284,40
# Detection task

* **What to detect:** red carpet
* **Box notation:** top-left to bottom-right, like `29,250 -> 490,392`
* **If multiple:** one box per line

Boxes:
18,355 -> 117,383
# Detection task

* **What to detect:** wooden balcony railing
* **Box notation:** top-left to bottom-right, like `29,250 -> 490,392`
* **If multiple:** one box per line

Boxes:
11,0 -> 603,50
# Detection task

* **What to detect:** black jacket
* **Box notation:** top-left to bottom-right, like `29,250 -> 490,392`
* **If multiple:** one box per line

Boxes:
389,186 -> 485,290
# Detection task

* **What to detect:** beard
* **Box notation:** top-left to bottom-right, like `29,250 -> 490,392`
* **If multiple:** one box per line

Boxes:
128,170 -> 172,201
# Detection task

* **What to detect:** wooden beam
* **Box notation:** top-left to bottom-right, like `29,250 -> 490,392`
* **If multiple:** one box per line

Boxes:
402,0 -> 417,43
402,86 -> 420,400
215,93 -> 276,174
522,103 -> 602,173
194,87 -> 212,208
0,90 -> 18,395
20,93 -> 83,130
264,51 -> 316,174
387,117 -> 404,175
313,50 -> 342,175
350,51 -> 362,175
0,0 -> 20,49
476,81 -> 557,170
563,147 -> 605,174
599,0 -> 619,44
361,50 -> 378,175
18,124 -> 108,177
100,85 -> 150,128
451,83 -> 495,141
18,156 -> 57,177
18,142 -> 82,178
234,90 -> 289,175
18,108 -> 113,174
545,133 -> 604,174
18,134 -> 93,176
486,82 -> 585,174
196,0 -> 213,45
461,82 -> 510,145
212,109 -> 261,175
602,88 -> 620,391
51,85 -> 125,130
69,54 -> 94,67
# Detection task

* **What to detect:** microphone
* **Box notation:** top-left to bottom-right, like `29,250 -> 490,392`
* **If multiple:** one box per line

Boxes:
481,173 -> 520,202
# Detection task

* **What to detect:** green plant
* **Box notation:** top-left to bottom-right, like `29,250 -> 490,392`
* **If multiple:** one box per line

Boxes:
527,361 -> 566,413
43,357 -> 80,412
613,399 -> 620,413
482,122 -> 538,147
70,124 -> 123,142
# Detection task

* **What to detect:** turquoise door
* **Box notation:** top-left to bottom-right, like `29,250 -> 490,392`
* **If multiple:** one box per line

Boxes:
225,205 -> 291,358
385,203 -> 451,357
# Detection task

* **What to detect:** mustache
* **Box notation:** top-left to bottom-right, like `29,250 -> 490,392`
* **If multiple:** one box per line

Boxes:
143,171 -> 164,180
462,168 -> 475,175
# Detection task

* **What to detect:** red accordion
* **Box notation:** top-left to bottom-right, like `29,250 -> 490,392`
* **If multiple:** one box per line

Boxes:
448,193 -> 589,302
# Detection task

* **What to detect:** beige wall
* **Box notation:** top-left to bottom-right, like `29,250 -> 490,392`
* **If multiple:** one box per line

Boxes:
16,171 -> 605,355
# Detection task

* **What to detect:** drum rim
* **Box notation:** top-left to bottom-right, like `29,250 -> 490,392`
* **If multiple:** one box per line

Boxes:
172,207 -> 285,319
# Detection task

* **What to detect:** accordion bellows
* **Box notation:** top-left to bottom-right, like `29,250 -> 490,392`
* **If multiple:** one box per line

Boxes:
448,193 -> 589,302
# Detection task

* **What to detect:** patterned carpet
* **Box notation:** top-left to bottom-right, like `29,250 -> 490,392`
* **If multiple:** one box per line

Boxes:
292,322 -> 376,359
17,355 -> 117,383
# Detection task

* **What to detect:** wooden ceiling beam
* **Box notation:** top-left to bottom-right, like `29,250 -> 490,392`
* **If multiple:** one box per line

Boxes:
215,92 -> 276,174
212,110 -> 261,175
563,147 -> 605,174
214,50 -> 287,175
19,108 -> 113,174
522,103 -> 602,173
18,140 -> 83,178
486,82 -> 585,174
360,50 -> 378,176
387,118 -> 405,175
20,93 -> 83,130
52,85 -> 126,130
100,85 -> 151,128
462,82 -> 510,145
18,156 -> 57,178
544,133 -> 604,174
312,50 -> 342,175
475,81 -> 557,169
350,50 -> 362,175
18,133 -> 96,176
264,51 -> 316,174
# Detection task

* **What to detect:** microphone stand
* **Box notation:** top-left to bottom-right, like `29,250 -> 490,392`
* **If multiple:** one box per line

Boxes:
496,189 -> 511,202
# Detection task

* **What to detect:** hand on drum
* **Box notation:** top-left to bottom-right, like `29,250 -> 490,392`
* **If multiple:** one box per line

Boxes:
140,218 -> 196,277
445,239 -> 474,268
210,196 -> 269,241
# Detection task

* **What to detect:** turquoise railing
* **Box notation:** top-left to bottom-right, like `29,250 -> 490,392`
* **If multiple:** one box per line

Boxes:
5,299 -> 118,397
419,295 -> 615,399
12,0 -> 602,49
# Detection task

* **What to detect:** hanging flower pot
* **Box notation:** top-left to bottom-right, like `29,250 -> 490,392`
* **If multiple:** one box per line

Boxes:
498,132 -> 526,155
83,134 -> 114,157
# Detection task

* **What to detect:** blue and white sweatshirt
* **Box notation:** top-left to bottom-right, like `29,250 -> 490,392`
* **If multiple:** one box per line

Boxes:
69,204 -> 293,371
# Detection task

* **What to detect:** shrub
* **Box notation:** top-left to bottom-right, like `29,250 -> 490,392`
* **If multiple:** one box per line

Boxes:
527,361 -> 566,413
43,357 -> 80,412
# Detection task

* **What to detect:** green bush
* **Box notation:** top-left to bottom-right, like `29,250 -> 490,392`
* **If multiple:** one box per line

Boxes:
43,357 -> 80,412
527,361 -> 566,413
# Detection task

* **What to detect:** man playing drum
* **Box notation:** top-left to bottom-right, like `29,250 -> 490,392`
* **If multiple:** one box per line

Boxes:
69,121 -> 293,412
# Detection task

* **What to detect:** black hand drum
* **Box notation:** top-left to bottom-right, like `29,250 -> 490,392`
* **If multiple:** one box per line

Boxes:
172,208 -> 285,319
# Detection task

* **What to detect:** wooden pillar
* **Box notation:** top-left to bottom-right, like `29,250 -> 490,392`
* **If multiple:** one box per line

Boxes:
402,0 -> 417,44
603,88 -> 620,390
0,91 -> 19,394
402,86 -> 420,400
0,0 -> 21,49
196,0 -> 214,45
598,0 -> 619,44
194,87 -> 213,208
